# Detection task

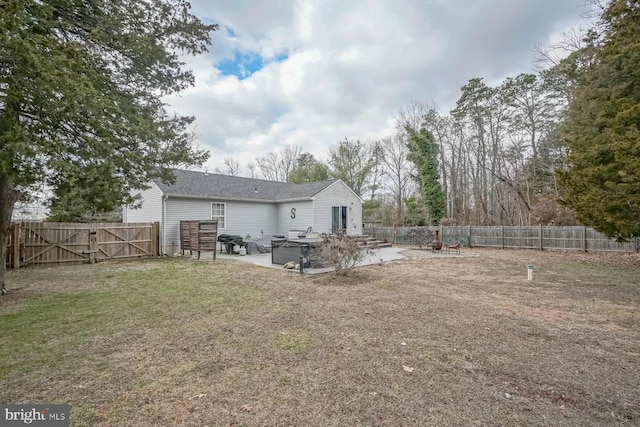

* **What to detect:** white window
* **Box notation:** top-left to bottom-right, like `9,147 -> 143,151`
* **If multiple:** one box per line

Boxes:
211,202 -> 226,229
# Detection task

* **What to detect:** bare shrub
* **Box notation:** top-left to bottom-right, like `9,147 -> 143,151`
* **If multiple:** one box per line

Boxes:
319,234 -> 365,276
406,227 -> 433,249
529,191 -> 579,226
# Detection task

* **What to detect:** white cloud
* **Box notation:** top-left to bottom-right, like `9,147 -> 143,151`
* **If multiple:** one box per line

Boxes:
169,0 -> 588,175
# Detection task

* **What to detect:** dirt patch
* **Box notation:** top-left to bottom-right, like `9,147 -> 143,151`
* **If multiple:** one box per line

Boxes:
1,248 -> 639,426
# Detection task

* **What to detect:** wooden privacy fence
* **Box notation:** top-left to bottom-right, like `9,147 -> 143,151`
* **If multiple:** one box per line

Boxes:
6,222 -> 160,269
364,225 -> 640,253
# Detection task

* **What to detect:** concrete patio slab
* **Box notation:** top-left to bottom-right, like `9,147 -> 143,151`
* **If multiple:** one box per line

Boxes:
188,246 -> 476,275
189,246 -> 406,275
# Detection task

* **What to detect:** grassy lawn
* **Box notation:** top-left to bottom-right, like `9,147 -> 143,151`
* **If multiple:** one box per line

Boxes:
1,248 -> 639,426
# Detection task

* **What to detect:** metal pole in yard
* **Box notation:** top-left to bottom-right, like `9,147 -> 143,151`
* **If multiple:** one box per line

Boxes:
299,244 -> 309,275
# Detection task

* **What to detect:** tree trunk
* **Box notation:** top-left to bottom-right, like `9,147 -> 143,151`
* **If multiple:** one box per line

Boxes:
0,174 -> 20,296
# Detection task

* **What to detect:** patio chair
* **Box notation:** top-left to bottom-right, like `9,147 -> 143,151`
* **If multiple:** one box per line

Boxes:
448,240 -> 463,254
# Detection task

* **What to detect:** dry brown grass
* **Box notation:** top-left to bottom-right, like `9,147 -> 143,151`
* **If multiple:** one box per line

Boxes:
1,248 -> 639,426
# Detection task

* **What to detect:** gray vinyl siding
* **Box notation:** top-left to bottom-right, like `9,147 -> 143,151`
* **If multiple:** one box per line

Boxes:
313,182 -> 363,235
225,201 -> 277,239
275,201 -> 314,236
124,183 -> 163,223
164,198 -> 212,254
163,197 -> 278,254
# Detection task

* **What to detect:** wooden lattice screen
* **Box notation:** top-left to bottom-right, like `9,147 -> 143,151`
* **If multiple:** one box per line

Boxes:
179,220 -> 218,260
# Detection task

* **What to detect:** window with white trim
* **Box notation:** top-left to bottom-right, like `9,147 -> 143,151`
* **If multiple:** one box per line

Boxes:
211,202 -> 226,229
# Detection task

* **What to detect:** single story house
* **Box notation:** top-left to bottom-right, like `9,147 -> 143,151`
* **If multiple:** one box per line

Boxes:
122,169 -> 364,255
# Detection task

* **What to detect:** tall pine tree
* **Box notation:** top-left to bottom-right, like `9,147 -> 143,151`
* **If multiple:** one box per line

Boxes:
558,0 -> 640,240
327,138 -> 375,196
288,153 -> 329,183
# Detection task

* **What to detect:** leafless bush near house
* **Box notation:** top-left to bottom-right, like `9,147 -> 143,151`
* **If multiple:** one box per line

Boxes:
319,234 -> 365,276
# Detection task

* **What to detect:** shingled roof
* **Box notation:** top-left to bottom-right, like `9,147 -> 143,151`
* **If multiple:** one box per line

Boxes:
155,169 -> 339,202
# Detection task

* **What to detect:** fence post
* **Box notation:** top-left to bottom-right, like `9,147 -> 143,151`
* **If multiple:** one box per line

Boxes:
153,222 -> 160,256
89,224 -> 96,264
539,224 -> 543,251
583,226 -> 588,253
12,223 -> 20,269
501,225 -> 504,249
468,225 -> 471,247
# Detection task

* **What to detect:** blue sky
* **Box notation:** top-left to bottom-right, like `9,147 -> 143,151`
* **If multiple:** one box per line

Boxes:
167,0 -> 591,176
217,50 -> 289,79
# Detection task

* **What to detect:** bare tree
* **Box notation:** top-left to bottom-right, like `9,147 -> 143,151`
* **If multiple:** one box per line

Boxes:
257,152 -> 281,181
394,100 -> 434,140
533,26 -> 590,70
281,144 -> 302,182
247,163 -> 257,179
447,122 -> 473,223
451,78 -> 513,225
215,157 -> 241,176
380,135 -> 414,225
502,73 -> 565,206
367,141 -> 386,199
256,144 -> 302,182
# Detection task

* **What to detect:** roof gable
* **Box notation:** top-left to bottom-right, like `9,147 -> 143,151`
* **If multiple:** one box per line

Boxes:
155,169 -> 339,202
314,179 -> 364,203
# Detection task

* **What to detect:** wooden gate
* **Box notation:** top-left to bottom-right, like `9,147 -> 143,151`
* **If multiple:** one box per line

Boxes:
94,223 -> 158,261
19,222 -> 92,267
6,222 -> 159,269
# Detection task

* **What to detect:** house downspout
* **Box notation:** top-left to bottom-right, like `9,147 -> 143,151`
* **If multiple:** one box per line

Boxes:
162,195 -> 168,255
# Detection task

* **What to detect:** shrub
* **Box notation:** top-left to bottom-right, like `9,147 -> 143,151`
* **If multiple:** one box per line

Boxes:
406,227 -> 433,249
319,234 -> 365,276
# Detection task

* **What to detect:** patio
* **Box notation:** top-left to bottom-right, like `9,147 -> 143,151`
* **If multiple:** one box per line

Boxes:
192,246 -> 475,274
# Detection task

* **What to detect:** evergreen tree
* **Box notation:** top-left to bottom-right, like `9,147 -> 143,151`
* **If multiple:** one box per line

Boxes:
327,138 -> 375,196
0,0 -> 217,294
403,196 -> 428,226
407,128 -> 445,226
558,0 -> 640,240
288,153 -> 329,183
